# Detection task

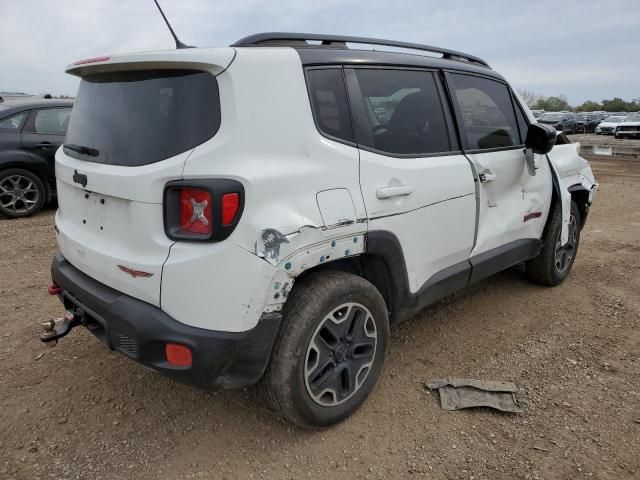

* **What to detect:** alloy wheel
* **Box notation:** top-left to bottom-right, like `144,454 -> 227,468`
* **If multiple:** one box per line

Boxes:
0,174 -> 41,215
304,302 -> 377,407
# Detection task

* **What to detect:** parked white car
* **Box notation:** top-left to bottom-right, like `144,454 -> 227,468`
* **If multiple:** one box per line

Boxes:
43,33 -> 598,428
614,114 -> 640,139
595,115 -> 627,135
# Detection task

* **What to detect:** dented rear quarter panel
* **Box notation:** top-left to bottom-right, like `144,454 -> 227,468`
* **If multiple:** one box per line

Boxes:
162,48 -> 367,331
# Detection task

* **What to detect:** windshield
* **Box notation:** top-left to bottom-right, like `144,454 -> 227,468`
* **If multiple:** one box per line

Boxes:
603,116 -> 625,123
65,69 -> 220,166
624,115 -> 640,122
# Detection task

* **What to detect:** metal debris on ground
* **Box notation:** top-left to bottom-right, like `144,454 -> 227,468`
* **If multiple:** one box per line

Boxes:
426,378 -> 524,413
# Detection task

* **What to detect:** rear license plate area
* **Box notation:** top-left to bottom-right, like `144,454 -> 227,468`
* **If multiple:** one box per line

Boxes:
81,192 -> 107,232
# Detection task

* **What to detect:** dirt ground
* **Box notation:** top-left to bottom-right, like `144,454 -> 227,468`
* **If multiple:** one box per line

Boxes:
1,156 -> 639,480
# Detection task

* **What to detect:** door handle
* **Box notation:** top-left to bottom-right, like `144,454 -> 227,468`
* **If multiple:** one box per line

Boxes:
376,185 -> 414,199
479,170 -> 497,183
35,142 -> 53,148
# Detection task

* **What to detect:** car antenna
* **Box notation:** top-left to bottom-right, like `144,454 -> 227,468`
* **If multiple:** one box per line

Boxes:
152,0 -> 193,49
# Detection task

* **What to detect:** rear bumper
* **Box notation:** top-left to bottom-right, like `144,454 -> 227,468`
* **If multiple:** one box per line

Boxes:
51,253 -> 281,390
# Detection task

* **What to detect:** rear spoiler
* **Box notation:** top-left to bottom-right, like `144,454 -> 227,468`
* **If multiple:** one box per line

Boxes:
66,48 -> 236,77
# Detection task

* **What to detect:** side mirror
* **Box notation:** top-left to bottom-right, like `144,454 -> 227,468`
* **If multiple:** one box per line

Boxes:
525,123 -> 556,155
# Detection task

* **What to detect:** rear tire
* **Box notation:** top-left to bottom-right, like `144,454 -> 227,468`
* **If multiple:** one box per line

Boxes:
526,201 -> 581,286
0,168 -> 47,219
262,271 -> 389,429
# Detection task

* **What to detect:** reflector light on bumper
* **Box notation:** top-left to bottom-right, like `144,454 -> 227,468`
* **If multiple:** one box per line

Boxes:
165,343 -> 193,367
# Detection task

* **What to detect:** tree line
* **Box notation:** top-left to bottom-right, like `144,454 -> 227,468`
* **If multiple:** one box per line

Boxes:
518,90 -> 640,112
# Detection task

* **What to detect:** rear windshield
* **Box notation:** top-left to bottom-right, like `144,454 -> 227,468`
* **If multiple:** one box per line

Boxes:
65,69 -> 220,166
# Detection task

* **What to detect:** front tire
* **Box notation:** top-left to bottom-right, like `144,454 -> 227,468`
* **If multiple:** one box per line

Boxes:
0,168 -> 47,219
263,271 -> 389,429
526,201 -> 581,286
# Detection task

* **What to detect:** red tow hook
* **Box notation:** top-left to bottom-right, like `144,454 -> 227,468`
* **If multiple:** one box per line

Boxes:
48,283 -> 62,295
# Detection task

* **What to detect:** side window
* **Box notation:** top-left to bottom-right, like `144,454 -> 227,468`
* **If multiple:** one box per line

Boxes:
0,112 -> 27,130
29,108 -> 72,135
306,68 -> 354,143
448,74 -> 520,150
351,69 -> 451,155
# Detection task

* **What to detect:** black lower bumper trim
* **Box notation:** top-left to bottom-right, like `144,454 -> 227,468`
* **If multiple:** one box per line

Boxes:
51,253 -> 281,390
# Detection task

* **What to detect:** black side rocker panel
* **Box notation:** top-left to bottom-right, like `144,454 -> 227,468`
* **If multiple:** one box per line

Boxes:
367,232 -> 541,323
468,238 -> 542,284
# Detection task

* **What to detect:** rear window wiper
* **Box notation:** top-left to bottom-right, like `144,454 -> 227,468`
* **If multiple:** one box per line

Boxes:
64,143 -> 99,157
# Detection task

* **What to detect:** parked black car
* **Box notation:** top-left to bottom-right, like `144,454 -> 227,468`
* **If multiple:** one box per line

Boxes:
537,112 -> 577,134
0,99 -> 73,218
575,113 -> 600,133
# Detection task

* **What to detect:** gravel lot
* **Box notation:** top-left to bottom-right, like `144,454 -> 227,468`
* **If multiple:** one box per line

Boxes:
1,155 -> 639,480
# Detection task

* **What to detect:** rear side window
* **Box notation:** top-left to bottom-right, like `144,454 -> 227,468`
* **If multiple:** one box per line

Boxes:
29,108 -> 72,135
448,74 -> 520,150
306,68 -> 354,143
0,112 -> 27,130
65,70 -> 220,166
351,69 -> 451,155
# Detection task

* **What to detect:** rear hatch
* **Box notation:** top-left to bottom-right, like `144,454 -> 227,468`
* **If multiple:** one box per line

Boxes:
55,49 -> 234,306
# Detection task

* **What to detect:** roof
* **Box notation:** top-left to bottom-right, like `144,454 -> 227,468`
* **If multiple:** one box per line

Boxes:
295,48 -> 505,81
231,32 -> 503,81
0,99 -> 73,115
0,98 -> 73,109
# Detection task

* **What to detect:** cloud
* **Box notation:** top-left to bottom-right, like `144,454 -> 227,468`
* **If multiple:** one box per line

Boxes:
0,0 -> 638,104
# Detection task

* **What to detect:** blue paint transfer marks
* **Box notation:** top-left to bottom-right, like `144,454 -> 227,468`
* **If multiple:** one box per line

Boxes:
320,256 -> 325,263
285,262 -> 292,270
331,240 -> 337,247
345,249 -> 351,256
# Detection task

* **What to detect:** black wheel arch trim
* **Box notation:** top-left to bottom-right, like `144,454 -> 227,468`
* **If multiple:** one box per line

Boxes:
567,183 -> 591,228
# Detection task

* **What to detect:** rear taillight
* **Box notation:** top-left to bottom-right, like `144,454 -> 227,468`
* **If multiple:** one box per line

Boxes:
179,188 -> 212,235
164,179 -> 245,242
221,193 -> 240,225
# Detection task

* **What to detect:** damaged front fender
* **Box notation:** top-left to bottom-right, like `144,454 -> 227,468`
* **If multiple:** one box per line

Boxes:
547,142 -> 598,245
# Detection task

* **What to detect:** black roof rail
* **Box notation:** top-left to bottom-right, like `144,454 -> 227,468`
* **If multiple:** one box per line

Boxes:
231,32 -> 490,68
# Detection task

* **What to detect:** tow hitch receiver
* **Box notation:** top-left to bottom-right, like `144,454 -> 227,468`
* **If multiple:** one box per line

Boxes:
40,311 -> 81,346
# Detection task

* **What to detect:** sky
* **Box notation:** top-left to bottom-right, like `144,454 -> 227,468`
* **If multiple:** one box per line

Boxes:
1,0 -> 638,106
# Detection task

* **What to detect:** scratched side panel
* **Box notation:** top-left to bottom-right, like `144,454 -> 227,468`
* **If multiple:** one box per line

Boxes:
164,48 -> 366,332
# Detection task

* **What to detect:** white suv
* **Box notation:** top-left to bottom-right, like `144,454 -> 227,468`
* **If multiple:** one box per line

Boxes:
44,33 -> 598,428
